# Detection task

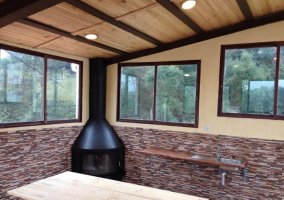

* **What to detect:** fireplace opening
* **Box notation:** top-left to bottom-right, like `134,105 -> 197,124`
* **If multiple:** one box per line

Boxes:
82,151 -> 123,176
72,147 -> 124,180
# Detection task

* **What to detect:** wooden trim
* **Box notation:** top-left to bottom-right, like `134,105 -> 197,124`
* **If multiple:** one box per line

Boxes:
117,118 -> 198,128
218,41 -> 284,120
153,65 -> 158,121
0,43 -> 45,57
0,120 -> 81,128
217,112 -> 284,120
0,0 -> 65,28
156,0 -> 203,33
65,0 -> 162,46
273,45 -> 281,116
119,60 -> 202,66
117,60 -> 201,127
236,0 -> 254,21
19,19 -> 127,55
0,43 -> 83,128
43,55 -> 48,123
78,57 -> 83,122
220,41 -> 284,49
0,0 -> 36,17
107,10 -> 284,64
116,64 -> 122,122
217,46 -> 226,116
194,60 -> 201,128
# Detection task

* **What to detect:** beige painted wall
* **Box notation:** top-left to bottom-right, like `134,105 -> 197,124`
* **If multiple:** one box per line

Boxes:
106,21 -> 284,140
0,40 -> 89,132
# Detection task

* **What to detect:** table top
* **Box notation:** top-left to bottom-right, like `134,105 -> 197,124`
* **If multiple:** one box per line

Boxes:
8,171 -> 207,200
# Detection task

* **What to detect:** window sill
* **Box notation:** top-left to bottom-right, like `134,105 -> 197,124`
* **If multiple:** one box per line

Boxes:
0,119 -> 82,129
117,118 -> 198,128
217,112 -> 284,120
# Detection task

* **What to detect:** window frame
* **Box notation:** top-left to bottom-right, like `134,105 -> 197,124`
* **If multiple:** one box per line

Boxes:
218,41 -> 284,120
0,43 -> 83,128
117,60 -> 201,127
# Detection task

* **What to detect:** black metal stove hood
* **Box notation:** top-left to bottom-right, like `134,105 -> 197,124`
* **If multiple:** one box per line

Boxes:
72,58 -> 123,151
72,58 -> 124,180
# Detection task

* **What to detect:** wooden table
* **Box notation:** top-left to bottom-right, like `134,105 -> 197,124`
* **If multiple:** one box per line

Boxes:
8,171 -> 207,200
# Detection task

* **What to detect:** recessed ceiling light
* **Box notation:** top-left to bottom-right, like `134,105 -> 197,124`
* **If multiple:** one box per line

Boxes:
85,34 -> 98,40
182,0 -> 196,10
184,74 -> 190,77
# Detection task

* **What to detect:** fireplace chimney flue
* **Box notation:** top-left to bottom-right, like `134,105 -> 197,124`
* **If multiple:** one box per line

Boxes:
89,59 -> 106,118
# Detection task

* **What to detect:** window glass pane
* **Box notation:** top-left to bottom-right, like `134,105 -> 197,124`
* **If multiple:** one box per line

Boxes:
46,58 -> 80,120
120,66 -> 154,120
222,47 -> 276,115
0,49 -> 44,123
156,64 -> 197,124
277,46 -> 284,115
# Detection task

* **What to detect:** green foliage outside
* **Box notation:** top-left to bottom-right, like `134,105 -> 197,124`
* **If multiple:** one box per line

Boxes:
120,66 -> 154,120
155,65 -> 197,123
223,47 -> 278,114
0,50 -> 78,124
46,59 -> 78,120
120,64 -> 198,123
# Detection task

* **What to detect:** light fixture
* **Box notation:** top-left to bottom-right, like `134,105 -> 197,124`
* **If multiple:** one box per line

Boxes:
184,74 -> 190,77
182,0 -> 196,10
85,34 -> 98,40
71,63 -> 79,72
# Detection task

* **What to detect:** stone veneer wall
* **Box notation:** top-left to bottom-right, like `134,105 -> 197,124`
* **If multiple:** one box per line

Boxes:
1,125 -> 283,200
0,126 -> 82,200
114,126 -> 284,200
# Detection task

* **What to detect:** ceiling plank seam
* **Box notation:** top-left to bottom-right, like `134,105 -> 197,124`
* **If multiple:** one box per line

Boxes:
236,0 -> 254,21
156,0 -> 204,34
65,0 -> 162,46
0,0 -> 65,28
19,19 -> 128,55
107,10 -> 284,64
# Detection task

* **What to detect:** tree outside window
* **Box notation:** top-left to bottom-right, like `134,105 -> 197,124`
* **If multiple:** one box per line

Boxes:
0,45 -> 82,127
118,61 -> 200,127
219,43 -> 284,119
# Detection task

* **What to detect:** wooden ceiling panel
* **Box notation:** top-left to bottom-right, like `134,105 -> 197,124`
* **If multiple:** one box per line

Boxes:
118,4 -> 196,43
41,37 -> 118,58
28,2 -> 102,33
73,22 -> 156,53
247,0 -> 284,17
0,22 -> 60,47
172,0 -> 245,31
80,0 -> 155,18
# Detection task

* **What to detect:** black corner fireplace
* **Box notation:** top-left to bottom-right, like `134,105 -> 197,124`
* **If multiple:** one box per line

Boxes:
72,58 -> 125,180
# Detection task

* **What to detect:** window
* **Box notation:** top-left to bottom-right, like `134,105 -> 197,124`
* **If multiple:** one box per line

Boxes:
46,58 -> 80,121
118,61 -> 200,127
218,42 -> 284,119
0,44 -> 82,127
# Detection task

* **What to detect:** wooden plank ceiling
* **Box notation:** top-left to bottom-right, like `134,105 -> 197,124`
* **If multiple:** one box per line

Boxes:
0,0 -> 284,61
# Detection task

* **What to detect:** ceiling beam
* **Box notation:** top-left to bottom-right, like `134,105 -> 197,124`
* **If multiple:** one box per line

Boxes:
156,0 -> 203,34
236,0 -> 254,21
65,0 -> 162,46
19,19 -> 128,55
107,10 -> 284,64
0,0 -> 65,28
